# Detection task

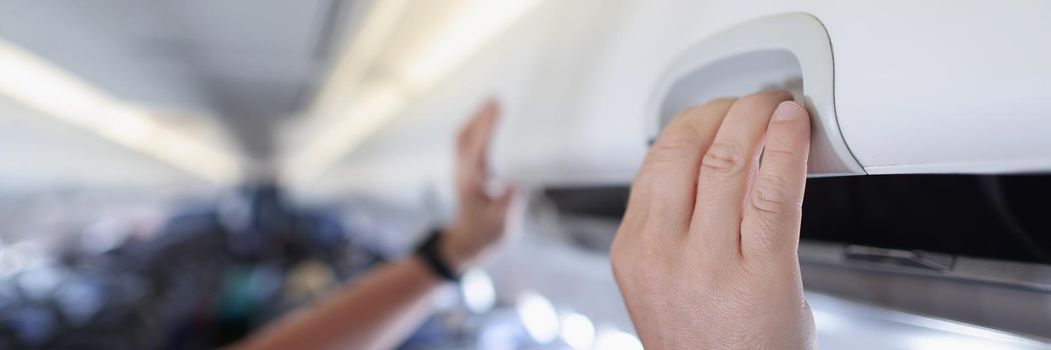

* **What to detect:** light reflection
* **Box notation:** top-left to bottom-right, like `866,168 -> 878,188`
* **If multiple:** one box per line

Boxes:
594,328 -> 643,350
516,290 -> 560,344
906,335 -> 1023,350
461,268 -> 496,314
560,312 -> 595,349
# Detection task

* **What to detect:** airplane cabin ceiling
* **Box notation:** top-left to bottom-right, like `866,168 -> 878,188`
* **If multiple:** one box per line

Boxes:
0,0 -> 355,159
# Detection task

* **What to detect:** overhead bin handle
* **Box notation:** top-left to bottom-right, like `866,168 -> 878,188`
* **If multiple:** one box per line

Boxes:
648,13 -> 864,176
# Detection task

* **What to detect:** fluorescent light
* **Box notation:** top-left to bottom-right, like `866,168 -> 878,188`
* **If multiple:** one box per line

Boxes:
0,39 -> 240,184
401,0 -> 543,88
285,82 -> 409,184
288,0 -> 546,187
309,0 -> 411,118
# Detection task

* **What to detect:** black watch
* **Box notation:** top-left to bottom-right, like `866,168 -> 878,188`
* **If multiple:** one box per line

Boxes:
414,228 -> 461,282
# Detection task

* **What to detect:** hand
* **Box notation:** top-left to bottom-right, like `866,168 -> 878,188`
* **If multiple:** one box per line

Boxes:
441,99 -> 515,272
611,92 -> 816,349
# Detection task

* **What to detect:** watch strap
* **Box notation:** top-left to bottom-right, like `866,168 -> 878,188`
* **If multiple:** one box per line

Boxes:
414,229 -> 460,282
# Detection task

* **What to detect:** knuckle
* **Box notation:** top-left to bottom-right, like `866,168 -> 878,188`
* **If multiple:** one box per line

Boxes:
701,142 -> 746,175
644,138 -> 699,167
750,177 -> 794,214
762,148 -> 799,161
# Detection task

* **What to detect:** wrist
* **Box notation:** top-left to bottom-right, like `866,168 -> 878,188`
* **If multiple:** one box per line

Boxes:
414,229 -> 462,282
438,225 -> 477,273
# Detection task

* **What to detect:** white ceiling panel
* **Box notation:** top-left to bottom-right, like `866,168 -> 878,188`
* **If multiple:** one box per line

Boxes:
0,0 -> 356,162
0,96 -> 209,191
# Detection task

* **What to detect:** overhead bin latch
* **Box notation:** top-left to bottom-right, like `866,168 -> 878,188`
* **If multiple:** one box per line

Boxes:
647,13 -> 865,176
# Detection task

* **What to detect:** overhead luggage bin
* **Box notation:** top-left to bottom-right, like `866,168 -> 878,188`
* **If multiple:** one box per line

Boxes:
650,4 -> 1051,177
494,1 -> 1051,187
306,1 -> 1051,200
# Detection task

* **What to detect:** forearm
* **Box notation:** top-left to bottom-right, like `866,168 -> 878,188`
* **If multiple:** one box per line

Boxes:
235,256 -> 443,350
236,100 -> 513,350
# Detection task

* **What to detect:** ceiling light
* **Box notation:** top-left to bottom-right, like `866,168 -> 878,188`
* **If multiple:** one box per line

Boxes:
402,0 -> 543,88
0,39 -> 240,184
289,0 -> 546,187
310,0 -> 411,118
285,82 -> 409,184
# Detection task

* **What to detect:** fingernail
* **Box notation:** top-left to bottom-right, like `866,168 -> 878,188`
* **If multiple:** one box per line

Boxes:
773,101 -> 802,121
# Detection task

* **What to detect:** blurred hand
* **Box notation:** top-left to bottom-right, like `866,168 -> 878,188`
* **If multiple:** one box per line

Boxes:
441,99 -> 515,272
611,92 -> 816,349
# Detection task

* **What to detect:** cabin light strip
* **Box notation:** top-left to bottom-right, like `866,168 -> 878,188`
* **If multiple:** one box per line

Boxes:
285,82 -> 409,185
0,39 -> 241,184
287,0 -> 544,187
308,0 -> 411,118
402,0 -> 544,89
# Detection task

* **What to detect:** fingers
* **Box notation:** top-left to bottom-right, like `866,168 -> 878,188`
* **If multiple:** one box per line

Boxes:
474,100 -> 500,164
471,101 -> 500,191
457,99 -> 498,160
741,101 -> 811,260
456,105 -> 482,155
690,91 -> 793,256
457,99 -> 500,198
631,98 -> 736,234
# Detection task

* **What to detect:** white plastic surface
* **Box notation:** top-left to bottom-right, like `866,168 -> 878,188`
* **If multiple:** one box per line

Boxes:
825,2 -> 1051,174
312,0 -> 1051,204
650,13 -> 864,176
